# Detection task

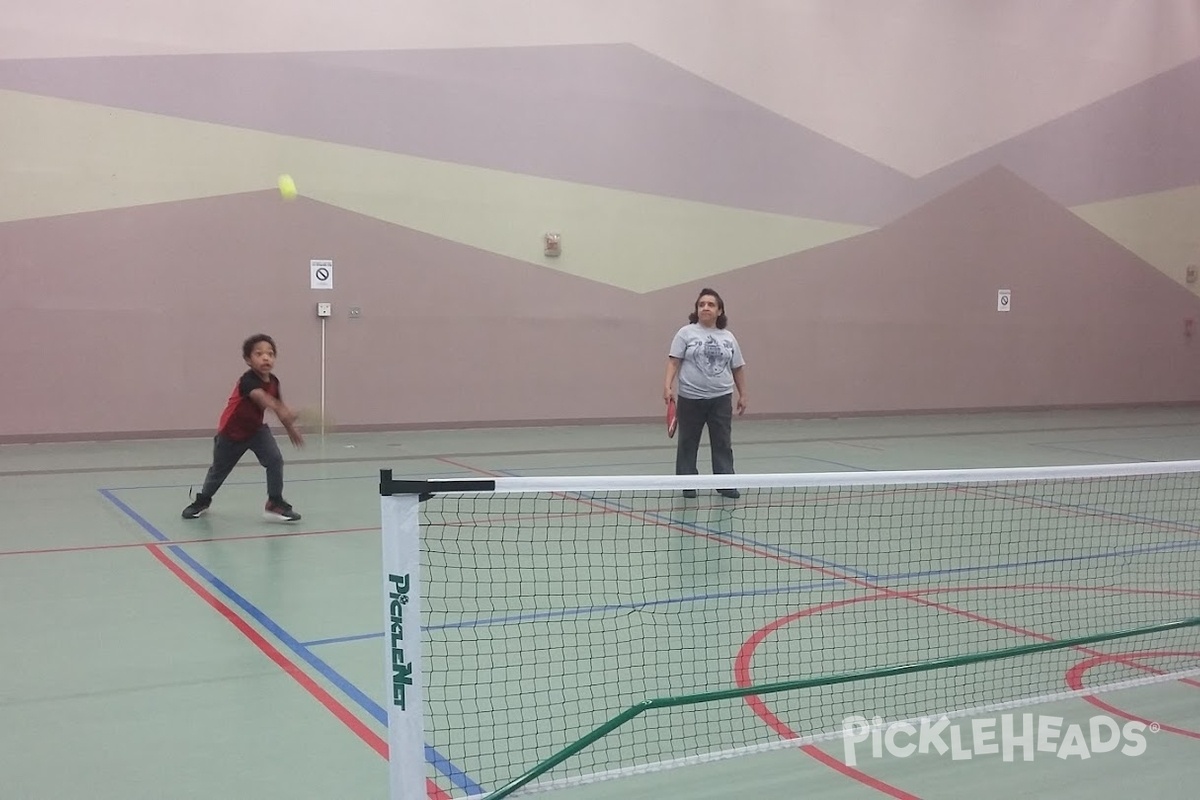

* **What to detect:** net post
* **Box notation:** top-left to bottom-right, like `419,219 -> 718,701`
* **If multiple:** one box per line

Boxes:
380,470 -> 428,800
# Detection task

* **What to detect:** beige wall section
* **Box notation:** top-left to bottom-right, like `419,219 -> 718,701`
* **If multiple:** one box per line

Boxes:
0,91 -> 287,219
1071,185 -> 1200,293
300,166 -> 870,293
6,166 -> 1200,441
0,91 -> 871,293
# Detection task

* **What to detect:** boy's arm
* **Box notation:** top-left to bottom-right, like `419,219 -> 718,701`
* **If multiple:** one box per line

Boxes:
248,388 -> 304,445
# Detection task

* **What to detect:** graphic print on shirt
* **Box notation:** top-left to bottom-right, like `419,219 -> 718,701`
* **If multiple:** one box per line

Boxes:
694,335 -> 733,377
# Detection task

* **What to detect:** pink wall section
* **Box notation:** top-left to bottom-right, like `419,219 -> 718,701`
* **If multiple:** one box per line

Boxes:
3,4 -> 1200,441
4,172 -> 1200,441
717,168 -> 1200,413
2,193 -> 661,439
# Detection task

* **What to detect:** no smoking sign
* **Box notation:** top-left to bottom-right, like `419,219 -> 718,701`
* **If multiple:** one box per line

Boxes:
310,259 -> 333,290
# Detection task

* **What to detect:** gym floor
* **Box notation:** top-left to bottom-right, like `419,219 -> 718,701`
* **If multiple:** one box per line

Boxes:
2,406 -> 1198,799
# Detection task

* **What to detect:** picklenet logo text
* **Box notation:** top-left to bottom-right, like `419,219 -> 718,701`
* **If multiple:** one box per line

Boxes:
841,713 -> 1152,765
388,573 -> 413,710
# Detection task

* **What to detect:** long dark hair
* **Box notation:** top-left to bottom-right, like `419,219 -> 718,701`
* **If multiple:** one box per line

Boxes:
688,288 -> 727,329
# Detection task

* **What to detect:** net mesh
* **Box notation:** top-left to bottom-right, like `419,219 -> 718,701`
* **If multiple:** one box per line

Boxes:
402,466 -> 1200,797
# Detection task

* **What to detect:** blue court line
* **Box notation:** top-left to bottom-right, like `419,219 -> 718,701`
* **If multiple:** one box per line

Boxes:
98,488 -> 483,797
873,537 -> 1200,583
472,466 -> 869,577
553,490 -> 872,579
300,578 -> 846,647
105,475 -> 372,491
492,452 -> 866,474
485,466 -> 871,579
468,471 -> 1199,614
626,481 -> 1200,583
103,469 -> 472,492
640,504 -> 873,578
304,631 -> 387,647
964,484 -> 1200,534
306,533 -> 1200,648
303,536 -> 1200,648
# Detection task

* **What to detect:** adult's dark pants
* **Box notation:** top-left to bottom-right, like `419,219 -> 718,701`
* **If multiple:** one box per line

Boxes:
674,393 -> 735,476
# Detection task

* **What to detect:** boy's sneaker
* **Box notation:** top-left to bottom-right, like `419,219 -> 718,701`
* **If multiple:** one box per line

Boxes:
717,488 -> 741,499
264,498 -> 301,522
182,493 -> 211,519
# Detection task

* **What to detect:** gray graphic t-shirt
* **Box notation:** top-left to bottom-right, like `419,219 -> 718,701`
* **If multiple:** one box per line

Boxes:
669,324 -> 745,400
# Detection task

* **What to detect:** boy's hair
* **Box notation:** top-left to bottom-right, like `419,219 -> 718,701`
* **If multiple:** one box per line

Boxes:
688,287 -> 728,329
243,333 -> 277,359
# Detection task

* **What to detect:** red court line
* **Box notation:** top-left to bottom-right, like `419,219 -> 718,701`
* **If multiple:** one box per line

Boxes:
495,470 -> 1196,680
958,484 -> 1200,538
832,440 -> 887,451
144,543 -> 452,800
735,595 -> 920,799
438,456 -> 1199,798
1066,651 -> 1200,738
0,526 -> 378,557
432,457 -> 855,576
435,456 -> 922,797
736,586 -> 1200,797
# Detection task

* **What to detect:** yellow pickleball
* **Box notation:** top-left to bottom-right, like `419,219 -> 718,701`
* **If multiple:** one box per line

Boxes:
278,174 -> 298,201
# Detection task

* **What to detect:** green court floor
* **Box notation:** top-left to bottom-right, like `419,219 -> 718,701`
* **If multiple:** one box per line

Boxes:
1,407 -> 1198,799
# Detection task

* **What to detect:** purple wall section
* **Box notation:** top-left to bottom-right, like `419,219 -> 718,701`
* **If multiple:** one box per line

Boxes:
694,168 -> 1200,414
918,56 -> 1200,208
2,193 -> 650,438
0,46 -> 917,225
4,167 -> 1199,440
3,48 -> 1198,228
3,44 -> 1200,440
